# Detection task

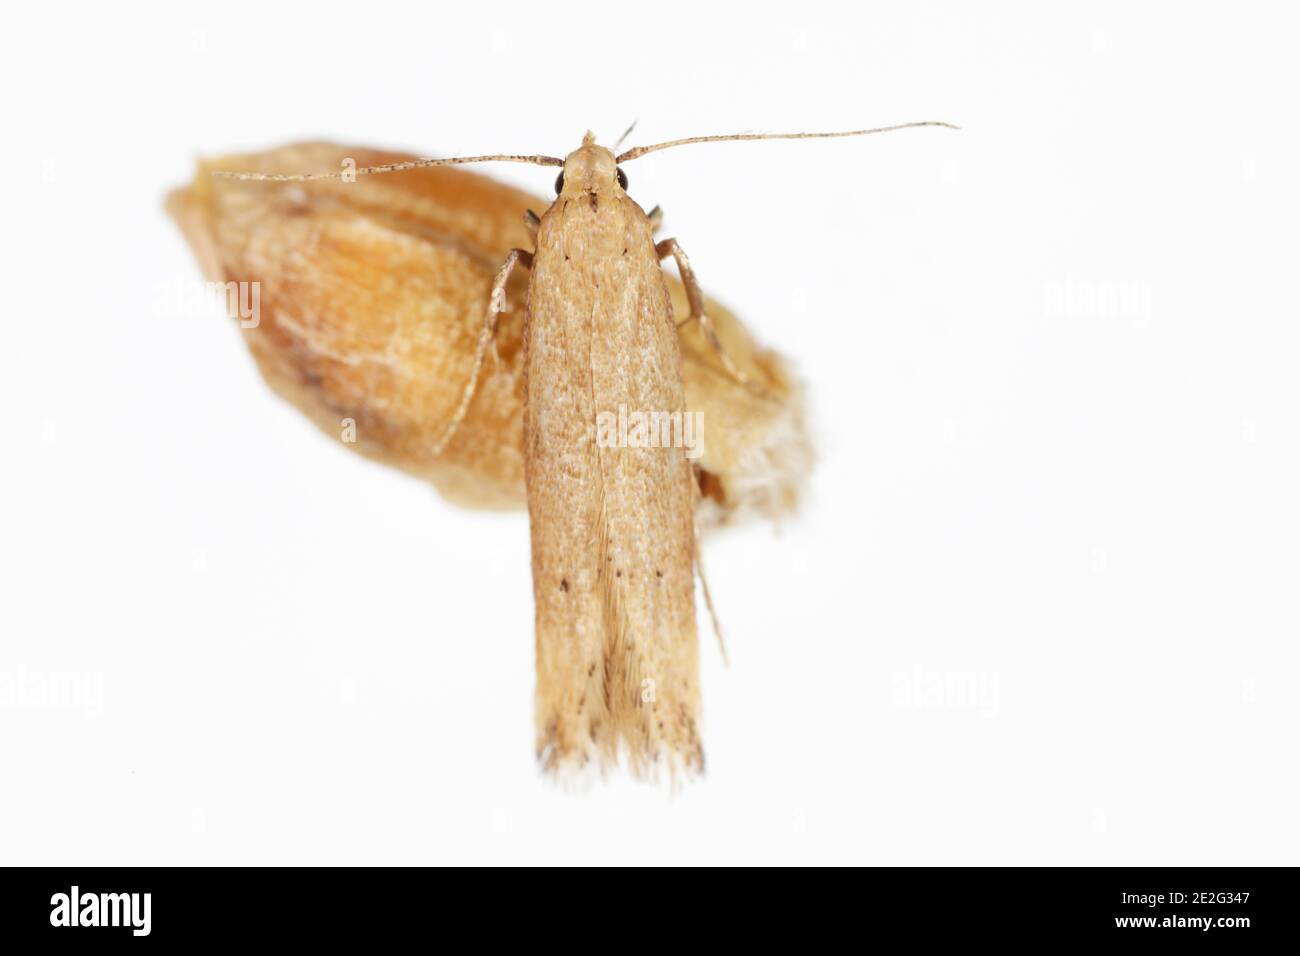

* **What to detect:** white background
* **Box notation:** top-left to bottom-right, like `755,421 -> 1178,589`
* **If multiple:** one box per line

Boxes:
2,2 -> 1296,865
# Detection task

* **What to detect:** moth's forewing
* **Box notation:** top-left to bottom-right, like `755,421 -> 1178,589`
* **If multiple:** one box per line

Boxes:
166,142 -> 811,524
526,180 -> 702,777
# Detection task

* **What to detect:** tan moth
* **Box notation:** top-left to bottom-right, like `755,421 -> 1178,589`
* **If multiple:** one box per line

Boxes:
188,121 -> 955,780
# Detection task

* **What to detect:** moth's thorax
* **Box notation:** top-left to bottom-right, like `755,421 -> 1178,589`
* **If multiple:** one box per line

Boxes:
557,133 -> 622,201
537,135 -> 652,260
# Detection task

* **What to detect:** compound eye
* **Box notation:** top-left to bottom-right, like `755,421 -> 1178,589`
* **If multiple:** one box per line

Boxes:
554,171 -> 565,195
616,167 -> 628,191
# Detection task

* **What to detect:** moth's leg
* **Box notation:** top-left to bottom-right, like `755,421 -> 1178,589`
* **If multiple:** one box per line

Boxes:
656,238 -> 765,394
692,468 -> 729,666
646,205 -> 663,234
523,209 -> 541,239
431,248 -> 533,456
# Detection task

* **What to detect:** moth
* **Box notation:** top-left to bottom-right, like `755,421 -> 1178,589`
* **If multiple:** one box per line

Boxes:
170,122 -> 954,780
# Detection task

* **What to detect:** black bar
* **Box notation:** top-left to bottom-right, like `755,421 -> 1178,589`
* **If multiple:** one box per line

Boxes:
0,867 -> 1292,944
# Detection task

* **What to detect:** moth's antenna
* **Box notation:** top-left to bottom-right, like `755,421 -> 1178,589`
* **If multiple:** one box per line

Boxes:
213,153 -> 565,182
616,121 -> 959,163
613,119 -> 639,151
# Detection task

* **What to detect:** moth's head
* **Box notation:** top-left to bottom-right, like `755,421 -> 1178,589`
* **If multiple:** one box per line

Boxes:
554,131 -> 628,199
